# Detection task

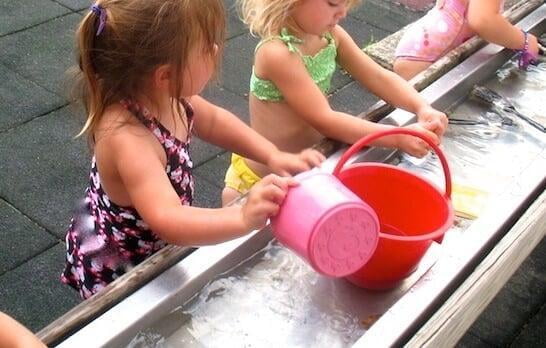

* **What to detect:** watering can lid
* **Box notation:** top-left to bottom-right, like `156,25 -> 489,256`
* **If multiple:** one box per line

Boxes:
308,204 -> 380,277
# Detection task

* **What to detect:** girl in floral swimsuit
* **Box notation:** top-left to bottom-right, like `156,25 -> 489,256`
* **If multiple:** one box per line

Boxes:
394,0 -> 540,80
62,99 -> 195,298
62,0 -> 323,299
222,0 -> 449,204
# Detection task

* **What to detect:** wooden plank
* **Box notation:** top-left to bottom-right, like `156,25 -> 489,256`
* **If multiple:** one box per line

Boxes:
406,190 -> 546,347
36,245 -> 194,346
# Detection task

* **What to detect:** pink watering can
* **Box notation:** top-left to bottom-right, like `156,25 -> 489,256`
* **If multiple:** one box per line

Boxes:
271,157 -> 380,278
271,128 -> 454,286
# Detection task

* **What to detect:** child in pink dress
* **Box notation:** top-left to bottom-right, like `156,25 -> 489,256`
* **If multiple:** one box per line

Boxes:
394,0 -> 540,80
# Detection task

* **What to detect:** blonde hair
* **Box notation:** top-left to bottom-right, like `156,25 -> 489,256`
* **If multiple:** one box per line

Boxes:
238,0 -> 361,38
73,0 -> 225,139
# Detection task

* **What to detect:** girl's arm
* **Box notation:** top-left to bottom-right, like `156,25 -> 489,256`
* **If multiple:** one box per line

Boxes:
189,95 -> 279,164
332,25 -> 447,134
189,95 -> 323,175
257,37 -> 439,146
468,0 -> 539,52
109,131 -> 292,245
256,39 -> 397,145
0,312 -> 46,348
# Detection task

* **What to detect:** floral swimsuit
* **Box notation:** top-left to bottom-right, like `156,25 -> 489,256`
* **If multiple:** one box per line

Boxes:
61,99 -> 194,299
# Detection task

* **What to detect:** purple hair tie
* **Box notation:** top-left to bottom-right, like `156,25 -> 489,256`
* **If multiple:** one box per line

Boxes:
90,4 -> 107,36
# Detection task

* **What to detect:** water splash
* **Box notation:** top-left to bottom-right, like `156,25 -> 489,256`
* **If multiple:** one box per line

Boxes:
146,242 -> 369,347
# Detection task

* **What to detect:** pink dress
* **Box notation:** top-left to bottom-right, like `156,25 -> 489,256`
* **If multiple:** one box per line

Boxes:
395,0 -> 502,62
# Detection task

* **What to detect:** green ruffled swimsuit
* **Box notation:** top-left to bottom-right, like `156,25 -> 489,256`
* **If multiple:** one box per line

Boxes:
250,28 -> 337,102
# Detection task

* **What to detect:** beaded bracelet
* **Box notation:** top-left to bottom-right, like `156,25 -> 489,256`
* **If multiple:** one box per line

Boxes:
517,30 -> 537,70
521,30 -> 529,52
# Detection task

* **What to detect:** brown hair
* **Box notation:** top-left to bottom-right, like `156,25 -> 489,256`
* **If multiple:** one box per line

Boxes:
74,0 -> 225,139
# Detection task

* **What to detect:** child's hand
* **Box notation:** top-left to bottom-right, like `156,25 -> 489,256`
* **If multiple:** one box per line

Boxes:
267,149 -> 325,176
415,105 -> 448,137
397,123 -> 440,158
241,174 -> 297,230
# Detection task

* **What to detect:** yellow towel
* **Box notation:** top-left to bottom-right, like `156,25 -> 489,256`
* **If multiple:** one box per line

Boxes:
452,183 -> 489,219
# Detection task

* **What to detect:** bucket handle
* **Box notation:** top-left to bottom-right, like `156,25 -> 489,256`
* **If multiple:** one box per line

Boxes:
332,128 -> 452,199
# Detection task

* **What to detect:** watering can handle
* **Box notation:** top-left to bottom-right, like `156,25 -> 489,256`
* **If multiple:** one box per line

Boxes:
332,128 -> 452,199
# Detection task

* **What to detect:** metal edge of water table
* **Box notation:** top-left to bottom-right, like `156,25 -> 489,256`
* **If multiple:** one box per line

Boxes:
407,191 -> 546,347
352,5 -> 546,347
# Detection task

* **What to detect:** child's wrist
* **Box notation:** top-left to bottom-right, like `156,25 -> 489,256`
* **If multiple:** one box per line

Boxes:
516,30 -> 538,70
235,205 -> 252,233
415,104 -> 432,119
520,30 -> 529,52
369,124 -> 399,148
223,204 -> 248,228
265,148 -> 281,168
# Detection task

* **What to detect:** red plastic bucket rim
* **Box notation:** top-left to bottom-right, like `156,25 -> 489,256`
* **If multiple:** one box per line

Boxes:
377,211 -> 453,242
339,162 -> 454,242
332,128 -> 452,199
332,128 -> 454,243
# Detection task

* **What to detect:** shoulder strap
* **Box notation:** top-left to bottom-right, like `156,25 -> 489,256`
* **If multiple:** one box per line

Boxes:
254,28 -> 304,55
179,98 -> 193,141
120,99 -> 169,145
324,31 -> 336,46
120,99 -> 154,128
121,99 -> 193,145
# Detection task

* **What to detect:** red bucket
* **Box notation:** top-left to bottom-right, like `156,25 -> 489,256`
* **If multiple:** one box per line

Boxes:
333,128 -> 454,290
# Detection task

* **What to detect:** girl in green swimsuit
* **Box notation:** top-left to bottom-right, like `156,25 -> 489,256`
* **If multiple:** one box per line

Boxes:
223,0 -> 448,204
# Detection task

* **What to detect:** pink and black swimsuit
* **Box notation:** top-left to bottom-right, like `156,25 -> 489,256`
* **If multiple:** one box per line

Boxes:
61,99 -> 194,299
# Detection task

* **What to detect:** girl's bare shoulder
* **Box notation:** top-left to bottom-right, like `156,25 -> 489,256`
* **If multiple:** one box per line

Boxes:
95,104 -> 149,142
93,103 -> 160,163
331,25 -> 352,46
255,38 -> 295,63
254,38 -> 305,78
